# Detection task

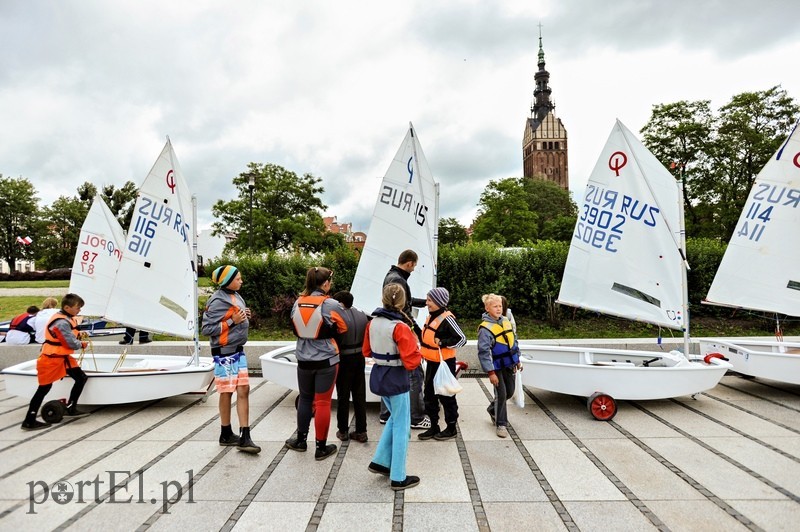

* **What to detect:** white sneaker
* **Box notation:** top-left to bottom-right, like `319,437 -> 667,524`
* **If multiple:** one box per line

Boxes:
410,416 -> 431,430
496,425 -> 508,438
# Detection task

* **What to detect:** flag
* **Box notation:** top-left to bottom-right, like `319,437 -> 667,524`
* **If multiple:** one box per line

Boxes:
16,236 -> 32,245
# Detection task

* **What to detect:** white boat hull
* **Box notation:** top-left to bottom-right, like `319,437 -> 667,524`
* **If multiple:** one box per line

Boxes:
2,354 -> 214,405
698,339 -> 800,385
260,346 -> 384,402
518,344 -> 731,400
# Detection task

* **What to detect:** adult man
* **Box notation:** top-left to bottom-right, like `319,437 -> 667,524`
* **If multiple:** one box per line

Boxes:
380,249 -> 430,429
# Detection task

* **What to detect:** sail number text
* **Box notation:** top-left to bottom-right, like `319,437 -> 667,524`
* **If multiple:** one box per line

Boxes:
575,185 -> 660,253
379,185 -> 428,227
735,183 -> 800,243
128,196 -> 190,258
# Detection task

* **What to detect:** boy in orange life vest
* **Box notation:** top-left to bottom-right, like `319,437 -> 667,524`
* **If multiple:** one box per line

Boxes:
21,293 -> 90,431
417,287 -> 467,441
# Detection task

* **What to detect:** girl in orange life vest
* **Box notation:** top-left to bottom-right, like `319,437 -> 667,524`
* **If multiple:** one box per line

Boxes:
285,266 -> 348,461
21,293 -> 91,431
477,293 -> 522,439
417,287 -> 467,441
365,283 -> 423,490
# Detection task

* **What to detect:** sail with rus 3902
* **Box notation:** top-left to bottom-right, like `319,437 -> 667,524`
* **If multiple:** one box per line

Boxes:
261,122 -> 440,401
2,139 -> 214,406
518,120 -> 731,421
699,119 -> 800,384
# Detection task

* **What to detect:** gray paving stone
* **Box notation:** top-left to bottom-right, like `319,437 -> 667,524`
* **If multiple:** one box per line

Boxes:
564,501 -> 657,531
317,502 -> 395,531
148,499 -> 241,532
404,440 -> 471,503
465,440 -> 547,502
402,502 -> 479,531
234,501 -> 317,531
484,501 -> 568,531
644,500 -> 750,532
726,499 -> 800,531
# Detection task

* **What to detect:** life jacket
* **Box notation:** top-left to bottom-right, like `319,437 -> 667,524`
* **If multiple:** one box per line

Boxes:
479,318 -> 519,370
368,316 -> 403,367
41,312 -> 79,357
10,312 -> 33,331
336,307 -> 368,356
292,295 -> 336,339
420,311 -> 456,362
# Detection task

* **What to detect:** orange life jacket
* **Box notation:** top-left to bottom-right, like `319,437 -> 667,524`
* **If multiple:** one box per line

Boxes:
41,312 -> 79,357
420,311 -> 456,362
292,295 -> 336,339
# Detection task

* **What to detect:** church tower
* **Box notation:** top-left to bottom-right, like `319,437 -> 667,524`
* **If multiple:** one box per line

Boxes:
522,29 -> 569,189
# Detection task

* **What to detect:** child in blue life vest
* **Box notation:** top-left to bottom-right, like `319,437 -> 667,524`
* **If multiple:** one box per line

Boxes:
477,293 -> 522,438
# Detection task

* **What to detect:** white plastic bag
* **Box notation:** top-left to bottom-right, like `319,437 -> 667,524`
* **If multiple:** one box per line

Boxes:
433,350 -> 463,396
514,369 -> 525,408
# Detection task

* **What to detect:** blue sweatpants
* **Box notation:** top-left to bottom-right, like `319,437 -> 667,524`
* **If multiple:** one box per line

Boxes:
372,392 -> 411,482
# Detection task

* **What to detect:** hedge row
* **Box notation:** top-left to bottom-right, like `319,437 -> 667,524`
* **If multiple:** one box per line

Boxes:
207,238 -> 729,323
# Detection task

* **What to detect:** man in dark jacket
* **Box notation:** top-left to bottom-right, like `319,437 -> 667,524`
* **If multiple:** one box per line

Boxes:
380,249 -> 430,429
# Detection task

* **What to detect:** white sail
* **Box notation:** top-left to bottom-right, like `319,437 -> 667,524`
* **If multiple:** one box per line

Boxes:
105,139 -> 197,338
558,120 -> 686,330
350,123 -> 439,318
705,120 -> 800,316
68,196 -> 126,317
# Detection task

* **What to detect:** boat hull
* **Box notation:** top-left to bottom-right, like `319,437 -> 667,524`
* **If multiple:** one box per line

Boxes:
260,346 -> 383,402
698,339 -> 800,385
518,344 -> 731,400
1,354 -> 214,405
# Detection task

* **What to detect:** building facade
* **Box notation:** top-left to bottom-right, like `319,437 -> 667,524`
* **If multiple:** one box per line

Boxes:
522,31 -> 569,189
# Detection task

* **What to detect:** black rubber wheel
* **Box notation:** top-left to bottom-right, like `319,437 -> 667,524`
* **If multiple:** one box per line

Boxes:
42,400 -> 65,423
587,392 -> 617,421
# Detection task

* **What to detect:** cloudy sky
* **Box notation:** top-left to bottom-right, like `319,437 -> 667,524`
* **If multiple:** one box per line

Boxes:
2,1 -> 799,233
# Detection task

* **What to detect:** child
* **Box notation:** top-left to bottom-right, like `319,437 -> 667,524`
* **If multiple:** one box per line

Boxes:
477,293 -> 522,438
417,287 -> 467,441
5,305 -> 39,345
21,293 -> 90,430
332,291 -> 370,443
202,265 -> 260,453
365,283 -> 423,490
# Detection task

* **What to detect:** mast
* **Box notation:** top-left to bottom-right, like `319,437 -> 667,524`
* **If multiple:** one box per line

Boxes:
191,194 -> 200,365
677,168 -> 691,356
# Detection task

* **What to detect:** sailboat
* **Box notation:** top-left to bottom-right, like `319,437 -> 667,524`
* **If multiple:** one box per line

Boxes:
2,140 -> 214,406
699,119 -> 800,384
260,123 -> 439,401
518,120 -> 731,420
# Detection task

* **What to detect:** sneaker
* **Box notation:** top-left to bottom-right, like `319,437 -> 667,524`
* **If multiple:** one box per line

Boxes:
496,425 -> 509,438
21,420 -> 51,431
349,431 -> 368,443
118,339 -> 133,345
487,407 -> 496,425
433,424 -> 457,441
64,405 -> 90,418
379,417 -> 388,425
315,443 -> 337,461
285,437 -> 308,452
237,436 -> 262,454
410,416 -> 431,430
219,433 -> 239,446
368,462 -> 390,476
139,338 -> 152,345
391,476 -> 420,491
417,426 -> 440,440
335,430 -> 349,442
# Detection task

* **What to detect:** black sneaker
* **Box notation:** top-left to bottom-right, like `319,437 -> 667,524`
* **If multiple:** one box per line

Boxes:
379,417 -> 389,425
119,339 -> 133,345
285,437 -> 308,452
391,476 -> 420,491
315,443 -> 337,461
237,436 -> 261,454
433,425 -> 457,441
219,433 -> 239,446
368,462 -> 390,476
139,338 -> 152,345
64,406 -> 90,418
21,420 -> 51,431
335,430 -> 349,441
417,426 -> 440,440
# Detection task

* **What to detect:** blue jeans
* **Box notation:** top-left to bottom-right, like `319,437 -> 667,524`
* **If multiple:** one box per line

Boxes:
372,393 -> 411,482
379,366 -> 424,423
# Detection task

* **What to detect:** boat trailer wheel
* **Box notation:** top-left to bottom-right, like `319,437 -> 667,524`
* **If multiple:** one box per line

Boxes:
587,392 -> 617,421
42,400 -> 66,423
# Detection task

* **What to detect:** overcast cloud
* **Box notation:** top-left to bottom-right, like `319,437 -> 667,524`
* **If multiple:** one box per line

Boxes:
1,0 -> 799,233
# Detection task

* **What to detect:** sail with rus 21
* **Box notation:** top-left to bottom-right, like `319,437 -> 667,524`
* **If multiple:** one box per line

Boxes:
2,140 -> 214,410
261,122 -> 439,401
518,120 -> 731,421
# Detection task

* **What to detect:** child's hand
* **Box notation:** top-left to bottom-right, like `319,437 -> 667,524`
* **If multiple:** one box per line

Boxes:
489,373 -> 499,387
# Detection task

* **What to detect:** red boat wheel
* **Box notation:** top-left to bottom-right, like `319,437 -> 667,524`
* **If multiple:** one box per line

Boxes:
587,392 -> 617,421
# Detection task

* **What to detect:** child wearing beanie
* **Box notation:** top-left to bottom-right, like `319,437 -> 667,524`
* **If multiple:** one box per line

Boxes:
202,265 -> 260,453
417,287 -> 467,441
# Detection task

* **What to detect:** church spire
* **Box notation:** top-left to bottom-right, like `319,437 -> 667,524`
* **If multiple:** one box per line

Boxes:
532,23 -> 553,120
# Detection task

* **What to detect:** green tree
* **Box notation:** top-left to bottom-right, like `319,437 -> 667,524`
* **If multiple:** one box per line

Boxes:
438,217 -> 468,246
641,86 -> 799,240
77,181 -> 139,228
472,177 -> 576,245
36,196 -> 89,270
0,175 -> 40,272
212,163 -> 344,254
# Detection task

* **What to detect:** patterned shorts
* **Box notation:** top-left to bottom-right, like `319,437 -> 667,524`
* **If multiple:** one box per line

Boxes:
214,352 -> 250,393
